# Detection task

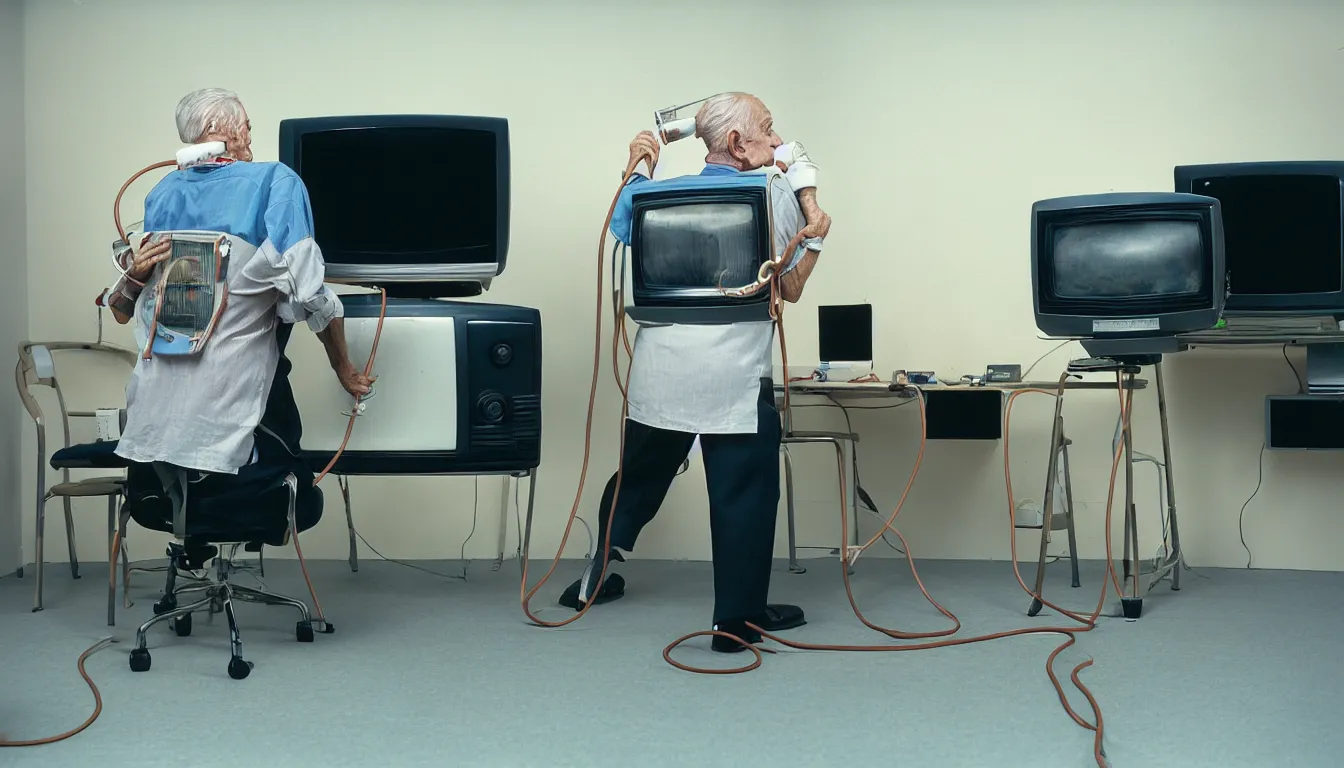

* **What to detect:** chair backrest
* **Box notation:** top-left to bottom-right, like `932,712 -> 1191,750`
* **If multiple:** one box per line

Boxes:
16,341 -> 138,483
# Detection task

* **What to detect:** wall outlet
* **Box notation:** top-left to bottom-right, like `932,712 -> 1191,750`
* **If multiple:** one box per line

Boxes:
1014,500 -> 1044,529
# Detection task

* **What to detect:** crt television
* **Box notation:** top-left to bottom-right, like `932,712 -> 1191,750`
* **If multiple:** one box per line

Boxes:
1031,192 -> 1225,343
621,173 -> 783,325
297,296 -> 542,476
278,114 -> 510,296
1174,161 -> 1344,315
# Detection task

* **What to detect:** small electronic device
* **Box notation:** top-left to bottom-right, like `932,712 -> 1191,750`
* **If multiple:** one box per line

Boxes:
1174,162 -> 1344,316
299,296 -> 542,474
138,232 -> 232,358
818,304 -> 874,378
654,95 -> 716,145
278,114 -> 510,298
175,141 -> 227,169
1031,191 -> 1226,356
892,370 -> 936,385
621,173 -> 788,325
985,364 -> 1022,383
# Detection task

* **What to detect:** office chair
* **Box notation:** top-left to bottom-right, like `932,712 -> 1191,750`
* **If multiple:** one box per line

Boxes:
121,429 -> 331,680
16,341 -> 138,620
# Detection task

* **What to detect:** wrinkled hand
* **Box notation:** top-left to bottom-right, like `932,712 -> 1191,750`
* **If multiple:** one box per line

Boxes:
126,236 -> 172,282
336,362 -> 375,398
628,130 -> 660,177
801,209 -> 831,241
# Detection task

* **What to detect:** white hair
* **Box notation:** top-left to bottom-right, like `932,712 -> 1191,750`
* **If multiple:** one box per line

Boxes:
695,92 -> 762,153
174,88 -> 247,143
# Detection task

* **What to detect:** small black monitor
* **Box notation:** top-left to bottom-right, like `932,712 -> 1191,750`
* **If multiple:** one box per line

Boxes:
1031,192 -> 1225,346
1174,162 -> 1344,315
818,304 -> 873,364
278,114 -> 510,294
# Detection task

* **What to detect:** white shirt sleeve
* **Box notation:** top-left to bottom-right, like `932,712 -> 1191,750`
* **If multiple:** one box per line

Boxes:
262,237 -> 345,332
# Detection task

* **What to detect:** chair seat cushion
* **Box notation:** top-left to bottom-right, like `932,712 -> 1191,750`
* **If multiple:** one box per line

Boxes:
123,431 -> 322,547
49,477 -> 125,497
50,441 -> 132,470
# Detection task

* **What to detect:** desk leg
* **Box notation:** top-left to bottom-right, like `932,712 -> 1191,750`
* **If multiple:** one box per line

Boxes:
1156,361 -> 1183,592
782,446 -> 805,574
521,467 -> 538,573
494,475 -> 511,571
1028,400 -> 1068,618
849,438 -> 860,551
1061,439 -> 1081,589
1120,380 -> 1144,620
339,476 -> 358,573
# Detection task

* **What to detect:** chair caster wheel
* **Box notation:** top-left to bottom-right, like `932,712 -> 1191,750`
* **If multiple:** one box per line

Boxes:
153,596 -> 177,615
1027,598 -> 1043,617
129,648 -> 151,672
296,621 -> 315,643
173,614 -> 192,637
227,656 -> 253,680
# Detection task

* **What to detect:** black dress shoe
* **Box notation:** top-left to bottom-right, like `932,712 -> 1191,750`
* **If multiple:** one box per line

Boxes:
711,619 -> 764,653
755,603 -> 806,632
557,549 -> 626,610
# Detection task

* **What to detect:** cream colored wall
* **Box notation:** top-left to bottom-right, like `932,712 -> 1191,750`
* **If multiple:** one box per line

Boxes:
20,0 -> 1344,575
1,0 -> 27,576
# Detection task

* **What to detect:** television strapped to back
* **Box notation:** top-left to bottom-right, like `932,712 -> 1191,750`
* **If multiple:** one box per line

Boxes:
1173,161 -> 1344,317
620,174 -> 783,325
1030,191 -> 1226,357
278,114 -> 541,475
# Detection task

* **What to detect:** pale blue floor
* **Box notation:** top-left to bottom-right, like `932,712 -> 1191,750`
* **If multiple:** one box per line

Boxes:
2,555 -> 1341,767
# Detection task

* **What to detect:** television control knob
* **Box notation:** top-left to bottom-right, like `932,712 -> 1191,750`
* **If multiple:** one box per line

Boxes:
477,393 -> 506,424
491,343 -> 513,367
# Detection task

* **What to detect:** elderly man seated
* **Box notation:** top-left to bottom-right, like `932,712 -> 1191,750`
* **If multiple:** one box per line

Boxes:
562,92 -> 832,653
105,87 -> 371,525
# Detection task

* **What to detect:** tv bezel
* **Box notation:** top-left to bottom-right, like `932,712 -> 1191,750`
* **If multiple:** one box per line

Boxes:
277,114 -> 511,289
1174,161 -> 1344,316
1030,191 -> 1226,340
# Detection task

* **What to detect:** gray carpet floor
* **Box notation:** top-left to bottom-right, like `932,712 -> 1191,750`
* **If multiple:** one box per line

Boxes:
2,555 -> 1341,768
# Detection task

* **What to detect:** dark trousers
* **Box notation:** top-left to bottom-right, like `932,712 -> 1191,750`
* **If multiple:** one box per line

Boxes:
595,379 -> 781,623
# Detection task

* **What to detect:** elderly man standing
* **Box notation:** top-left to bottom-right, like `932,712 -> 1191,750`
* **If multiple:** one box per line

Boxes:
107,87 -> 371,479
561,92 -> 831,653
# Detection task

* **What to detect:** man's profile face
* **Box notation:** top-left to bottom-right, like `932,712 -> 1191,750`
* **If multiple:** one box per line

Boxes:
228,109 -> 253,162
736,100 -> 782,170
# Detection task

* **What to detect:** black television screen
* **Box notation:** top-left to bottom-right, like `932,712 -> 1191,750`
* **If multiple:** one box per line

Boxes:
278,115 -> 510,289
1174,162 -> 1344,314
1196,175 -> 1341,295
298,127 -> 497,264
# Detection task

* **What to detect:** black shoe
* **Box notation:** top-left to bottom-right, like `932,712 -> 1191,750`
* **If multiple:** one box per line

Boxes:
710,605 -> 805,653
558,549 -> 626,611
710,619 -> 764,653
756,604 -> 806,632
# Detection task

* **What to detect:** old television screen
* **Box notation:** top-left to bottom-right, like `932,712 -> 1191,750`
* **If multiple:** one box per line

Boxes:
1032,193 -> 1223,339
632,192 -> 770,305
1050,219 -> 1207,308
278,115 -> 509,269
1175,163 -> 1344,313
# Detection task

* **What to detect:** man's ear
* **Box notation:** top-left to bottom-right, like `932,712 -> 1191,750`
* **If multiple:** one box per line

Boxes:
726,129 -> 746,160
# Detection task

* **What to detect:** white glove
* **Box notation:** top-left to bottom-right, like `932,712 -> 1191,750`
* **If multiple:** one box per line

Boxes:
774,141 -> 818,192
